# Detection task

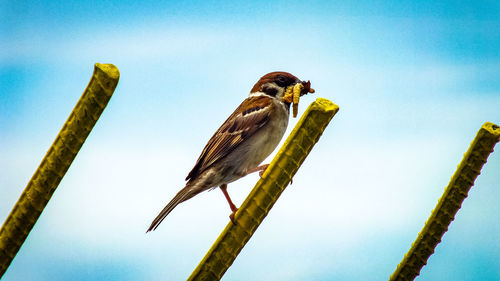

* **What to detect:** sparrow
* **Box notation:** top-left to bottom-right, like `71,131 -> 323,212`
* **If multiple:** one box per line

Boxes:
147,71 -> 314,232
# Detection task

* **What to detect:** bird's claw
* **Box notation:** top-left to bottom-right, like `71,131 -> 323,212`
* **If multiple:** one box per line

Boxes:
229,211 -> 238,225
259,169 -> 266,178
248,164 -> 269,178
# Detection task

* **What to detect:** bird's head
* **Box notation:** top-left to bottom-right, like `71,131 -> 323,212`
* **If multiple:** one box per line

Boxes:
250,71 -> 312,101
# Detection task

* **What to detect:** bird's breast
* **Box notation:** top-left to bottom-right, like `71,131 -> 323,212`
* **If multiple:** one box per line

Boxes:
240,99 -> 289,171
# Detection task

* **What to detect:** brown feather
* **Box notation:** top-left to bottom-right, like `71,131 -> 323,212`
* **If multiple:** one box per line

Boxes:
147,183 -> 200,232
185,96 -> 273,181
250,71 -> 299,93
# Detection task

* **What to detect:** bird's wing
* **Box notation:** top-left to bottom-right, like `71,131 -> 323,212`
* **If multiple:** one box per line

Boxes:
186,95 -> 274,181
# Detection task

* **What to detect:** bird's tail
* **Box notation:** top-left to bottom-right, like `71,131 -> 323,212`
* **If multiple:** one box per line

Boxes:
147,183 -> 200,232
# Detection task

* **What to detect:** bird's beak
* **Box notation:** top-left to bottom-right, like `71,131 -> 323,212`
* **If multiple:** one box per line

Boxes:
300,80 -> 315,96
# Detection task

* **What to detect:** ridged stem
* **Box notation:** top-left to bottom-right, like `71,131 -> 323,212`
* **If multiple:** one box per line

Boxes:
0,63 -> 120,277
187,98 -> 339,281
389,122 -> 500,281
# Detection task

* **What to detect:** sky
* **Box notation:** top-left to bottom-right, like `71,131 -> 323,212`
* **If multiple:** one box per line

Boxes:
1,1 -> 499,280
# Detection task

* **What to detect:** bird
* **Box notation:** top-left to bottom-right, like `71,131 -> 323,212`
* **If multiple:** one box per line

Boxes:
147,71 -> 314,232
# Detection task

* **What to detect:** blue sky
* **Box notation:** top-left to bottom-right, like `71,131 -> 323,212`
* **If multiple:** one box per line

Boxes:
1,1 -> 499,280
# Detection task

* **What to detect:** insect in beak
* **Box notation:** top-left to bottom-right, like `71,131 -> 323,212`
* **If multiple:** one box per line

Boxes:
282,81 -> 315,117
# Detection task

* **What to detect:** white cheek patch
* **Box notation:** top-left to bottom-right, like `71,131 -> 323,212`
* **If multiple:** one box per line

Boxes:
268,83 -> 285,98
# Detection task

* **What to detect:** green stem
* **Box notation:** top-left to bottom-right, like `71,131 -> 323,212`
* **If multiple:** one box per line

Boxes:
389,122 -> 500,281
0,63 -> 120,277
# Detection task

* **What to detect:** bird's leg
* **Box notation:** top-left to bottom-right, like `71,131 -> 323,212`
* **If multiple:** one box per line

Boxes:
220,184 -> 238,225
247,164 -> 269,177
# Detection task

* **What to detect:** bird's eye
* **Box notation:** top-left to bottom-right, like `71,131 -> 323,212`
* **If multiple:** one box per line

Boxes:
275,75 -> 288,87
